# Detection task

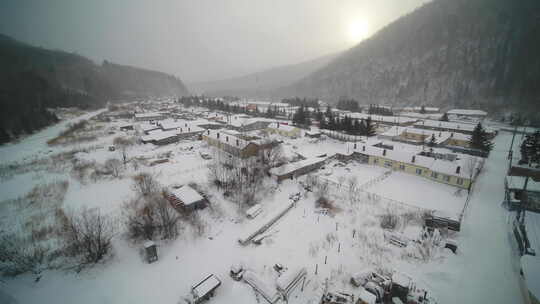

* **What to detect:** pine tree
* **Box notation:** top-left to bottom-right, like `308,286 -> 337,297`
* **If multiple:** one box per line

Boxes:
364,117 -> 376,137
470,123 -> 493,152
427,134 -> 436,147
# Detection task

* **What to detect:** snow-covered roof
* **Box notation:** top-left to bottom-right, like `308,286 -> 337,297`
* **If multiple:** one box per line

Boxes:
139,123 -> 161,133
171,185 -> 204,205
192,274 -> 220,298
269,158 -> 325,176
414,120 -> 477,132
506,176 -> 540,192
355,144 -> 479,179
203,129 -> 259,150
447,109 -> 488,116
141,130 -> 178,142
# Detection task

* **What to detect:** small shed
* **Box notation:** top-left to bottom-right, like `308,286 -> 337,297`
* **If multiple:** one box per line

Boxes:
167,185 -> 207,211
144,241 -> 158,263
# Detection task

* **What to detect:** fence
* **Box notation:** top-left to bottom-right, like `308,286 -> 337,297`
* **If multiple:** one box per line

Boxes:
309,174 -> 425,213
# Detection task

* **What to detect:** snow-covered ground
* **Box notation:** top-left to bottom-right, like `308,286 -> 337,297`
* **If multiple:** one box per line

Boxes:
0,109 -> 526,304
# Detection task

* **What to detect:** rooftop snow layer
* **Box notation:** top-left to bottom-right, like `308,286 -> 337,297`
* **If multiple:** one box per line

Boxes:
170,185 -> 204,205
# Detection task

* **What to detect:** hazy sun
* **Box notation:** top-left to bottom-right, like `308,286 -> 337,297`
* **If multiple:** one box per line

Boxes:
347,19 -> 369,43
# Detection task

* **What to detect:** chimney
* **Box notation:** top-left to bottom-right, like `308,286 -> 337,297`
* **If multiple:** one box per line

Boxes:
412,155 -> 416,163
226,136 -> 229,142
362,146 -> 366,152
439,132 -> 441,137
207,130 -> 210,135
354,143 -> 357,149
180,128 -> 183,132
456,166 -> 461,174
451,132 -> 454,137
185,123 -> 188,127
217,132 -> 220,139
236,139 -> 239,146
188,127 -> 191,132
383,149 -> 386,156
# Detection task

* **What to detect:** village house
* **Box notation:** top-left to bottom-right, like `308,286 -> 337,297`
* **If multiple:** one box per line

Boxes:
447,109 -> 488,121
269,158 -> 326,182
266,122 -> 302,138
202,129 -> 275,159
350,144 -> 478,189
141,130 -> 180,145
379,126 -> 471,149
413,120 -> 496,138
166,185 -> 207,212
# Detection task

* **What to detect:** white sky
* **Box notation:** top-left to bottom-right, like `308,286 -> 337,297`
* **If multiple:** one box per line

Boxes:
0,0 -> 429,82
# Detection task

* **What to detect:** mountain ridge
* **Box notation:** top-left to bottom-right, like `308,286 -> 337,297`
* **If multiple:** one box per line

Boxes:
275,0 -> 540,116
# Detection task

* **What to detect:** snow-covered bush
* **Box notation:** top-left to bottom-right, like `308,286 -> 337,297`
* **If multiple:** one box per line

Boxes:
0,233 -> 50,277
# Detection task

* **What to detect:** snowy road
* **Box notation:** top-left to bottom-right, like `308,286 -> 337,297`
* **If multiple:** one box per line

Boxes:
410,132 -> 525,303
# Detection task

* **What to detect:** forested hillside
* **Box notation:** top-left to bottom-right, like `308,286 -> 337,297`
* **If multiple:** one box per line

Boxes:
0,34 -> 188,143
279,0 -> 540,119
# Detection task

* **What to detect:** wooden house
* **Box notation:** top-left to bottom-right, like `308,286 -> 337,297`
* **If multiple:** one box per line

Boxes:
166,185 -> 207,212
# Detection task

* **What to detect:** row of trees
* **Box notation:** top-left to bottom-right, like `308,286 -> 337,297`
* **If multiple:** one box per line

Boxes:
368,104 -> 393,116
282,97 -> 319,108
336,98 -> 361,112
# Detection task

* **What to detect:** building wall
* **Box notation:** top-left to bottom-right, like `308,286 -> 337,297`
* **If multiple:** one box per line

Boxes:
202,135 -> 259,158
444,138 -> 470,148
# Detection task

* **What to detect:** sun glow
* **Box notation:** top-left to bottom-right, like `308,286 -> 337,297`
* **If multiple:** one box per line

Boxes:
347,19 -> 369,44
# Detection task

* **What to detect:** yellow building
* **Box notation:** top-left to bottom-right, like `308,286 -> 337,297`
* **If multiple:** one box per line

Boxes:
362,146 -> 474,189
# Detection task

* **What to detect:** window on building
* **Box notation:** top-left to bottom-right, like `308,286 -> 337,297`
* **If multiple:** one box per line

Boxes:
457,178 -> 464,185
415,168 -> 422,175
431,172 -> 438,179
443,175 -> 450,182
399,164 -> 405,170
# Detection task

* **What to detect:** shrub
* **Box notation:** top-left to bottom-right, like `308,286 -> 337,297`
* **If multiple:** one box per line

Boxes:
379,211 -> 399,230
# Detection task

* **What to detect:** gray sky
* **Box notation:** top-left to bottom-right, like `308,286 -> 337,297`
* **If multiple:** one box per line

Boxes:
0,0 -> 428,83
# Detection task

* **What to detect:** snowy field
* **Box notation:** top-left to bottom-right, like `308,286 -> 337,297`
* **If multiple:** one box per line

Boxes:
366,172 -> 467,217
0,109 -> 525,304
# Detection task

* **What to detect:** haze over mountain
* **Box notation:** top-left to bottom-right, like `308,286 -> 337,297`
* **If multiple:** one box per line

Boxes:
278,0 -> 540,113
0,34 -> 188,141
188,52 -> 338,98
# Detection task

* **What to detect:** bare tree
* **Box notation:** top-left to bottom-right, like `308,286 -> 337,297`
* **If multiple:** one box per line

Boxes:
261,140 -> 284,169
123,193 -> 180,241
104,158 -> 122,178
62,208 -> 115,266
132,173 -> 159,196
